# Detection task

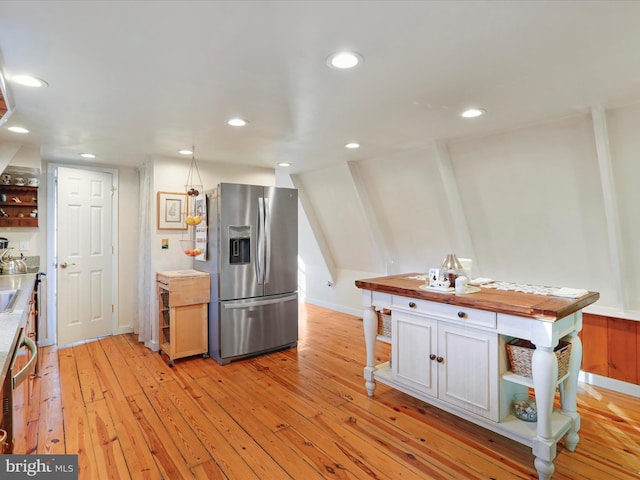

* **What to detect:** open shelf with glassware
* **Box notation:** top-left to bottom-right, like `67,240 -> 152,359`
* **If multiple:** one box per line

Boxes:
0,185 -> 38,227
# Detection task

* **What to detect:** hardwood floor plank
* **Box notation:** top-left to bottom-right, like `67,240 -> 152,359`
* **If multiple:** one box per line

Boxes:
198,361 -> 414,480
164,378 -> 310,480
193,374 -> 303,479
72,342 -> 104,404
190,459 -> 228,480
89,337 -> 165,479
126,392 -> 199,479
58,345 -> 99,478
85,399 -> 131,480
35,344 -> 65,455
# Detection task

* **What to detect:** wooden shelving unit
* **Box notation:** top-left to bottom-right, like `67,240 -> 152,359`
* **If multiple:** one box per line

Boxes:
156,270 -> 210,366
0,185 -> 38,227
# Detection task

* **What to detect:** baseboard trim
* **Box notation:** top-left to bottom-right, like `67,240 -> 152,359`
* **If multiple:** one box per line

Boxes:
303,298 -> 362,317
579,371 -> 640,398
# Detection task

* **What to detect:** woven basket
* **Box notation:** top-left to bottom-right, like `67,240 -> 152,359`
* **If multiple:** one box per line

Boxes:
377,310 -> 391,338
506,338 -> 571,380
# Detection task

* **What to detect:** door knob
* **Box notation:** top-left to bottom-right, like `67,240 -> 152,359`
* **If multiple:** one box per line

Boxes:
59,262 -> 76,269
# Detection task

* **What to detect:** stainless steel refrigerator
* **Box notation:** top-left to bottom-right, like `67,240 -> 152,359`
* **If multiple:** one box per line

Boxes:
194,183 -> 298,364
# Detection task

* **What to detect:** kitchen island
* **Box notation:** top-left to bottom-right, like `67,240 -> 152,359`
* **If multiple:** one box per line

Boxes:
355,273 -> 599,480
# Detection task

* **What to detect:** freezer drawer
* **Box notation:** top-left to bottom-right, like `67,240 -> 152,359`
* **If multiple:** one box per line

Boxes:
214,293 -> 298,363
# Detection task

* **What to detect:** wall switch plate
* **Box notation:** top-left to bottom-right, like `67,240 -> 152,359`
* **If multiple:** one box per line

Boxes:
19,240 -> 29,251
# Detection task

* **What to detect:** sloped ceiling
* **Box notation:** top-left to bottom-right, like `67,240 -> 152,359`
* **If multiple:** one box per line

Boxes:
1,1 -> 640,172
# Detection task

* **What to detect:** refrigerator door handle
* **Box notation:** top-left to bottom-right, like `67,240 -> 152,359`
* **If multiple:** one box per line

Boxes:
223,293 -> 298,309
264,198 -> 271,284
256,197 -> 265,284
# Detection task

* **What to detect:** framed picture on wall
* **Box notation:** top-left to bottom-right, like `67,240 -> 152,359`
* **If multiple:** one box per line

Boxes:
157,191 -> 187,230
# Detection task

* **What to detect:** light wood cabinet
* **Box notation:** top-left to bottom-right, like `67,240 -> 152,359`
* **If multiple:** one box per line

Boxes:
156,270 -> 210,366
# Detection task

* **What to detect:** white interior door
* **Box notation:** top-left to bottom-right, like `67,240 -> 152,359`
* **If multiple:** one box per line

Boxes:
56,166 -> 114,346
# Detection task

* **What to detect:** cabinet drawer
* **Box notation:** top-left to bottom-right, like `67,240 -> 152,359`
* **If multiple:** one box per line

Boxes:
391,295 -> 496,329
156,276 -> 210,306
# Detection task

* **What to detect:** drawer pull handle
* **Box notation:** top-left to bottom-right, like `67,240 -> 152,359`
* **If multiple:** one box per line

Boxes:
409,302 -> 416,309
457,311 -> 466,318
429,354 -> 436,361
436,356 -> 444,363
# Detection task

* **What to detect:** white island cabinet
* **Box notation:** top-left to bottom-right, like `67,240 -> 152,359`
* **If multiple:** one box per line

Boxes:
355,273 -> 600,480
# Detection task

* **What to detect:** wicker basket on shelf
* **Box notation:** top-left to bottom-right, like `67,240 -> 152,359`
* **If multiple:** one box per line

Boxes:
506,338 -> 572,380
377,309 -> 391,338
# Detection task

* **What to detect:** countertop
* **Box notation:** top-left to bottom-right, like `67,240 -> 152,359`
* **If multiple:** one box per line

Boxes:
355,273 -> 600,321
0,273 -> 36,382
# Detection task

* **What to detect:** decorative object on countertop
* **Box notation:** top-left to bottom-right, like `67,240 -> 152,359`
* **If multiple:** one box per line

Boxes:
513,393 -> 537,422
440,253 -> 465,287
0,248 -> 27,274
506,338 -> 572,380
455,276 -> 468,294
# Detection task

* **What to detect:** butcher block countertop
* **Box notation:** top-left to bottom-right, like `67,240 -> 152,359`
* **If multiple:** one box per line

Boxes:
355,273 -> 600,322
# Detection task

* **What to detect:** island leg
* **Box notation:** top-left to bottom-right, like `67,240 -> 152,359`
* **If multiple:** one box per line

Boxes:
561,331 -> 582,451
363,306 -> 378,396
531,344 -> 558,480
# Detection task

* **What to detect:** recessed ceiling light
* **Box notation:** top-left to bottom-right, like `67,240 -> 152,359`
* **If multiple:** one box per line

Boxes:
327,51 -> 363,69
178,149 -> 193,155
461,108 -> 486,118
278,162 -> 291,167
7,126 -> 29,133
80,153 -> 96,159
12,74 -> 48,87
227,118 -> 247,127
345,142 -> 360,149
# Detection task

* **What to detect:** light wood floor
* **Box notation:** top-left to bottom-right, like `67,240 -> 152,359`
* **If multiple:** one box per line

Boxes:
12,303 -> 640,479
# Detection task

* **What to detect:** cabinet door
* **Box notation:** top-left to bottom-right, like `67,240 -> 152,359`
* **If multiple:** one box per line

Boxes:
438,323 -> 498,421
392,311 -> 437,397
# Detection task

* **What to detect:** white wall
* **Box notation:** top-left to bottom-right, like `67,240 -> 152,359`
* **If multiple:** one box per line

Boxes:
151,155 -> 275,272
605,103 -> 640,312
296,106 -> 640,320
116,165 -> 140,333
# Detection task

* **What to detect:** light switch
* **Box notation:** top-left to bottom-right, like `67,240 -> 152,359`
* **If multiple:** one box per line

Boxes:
19,240 -> 29,251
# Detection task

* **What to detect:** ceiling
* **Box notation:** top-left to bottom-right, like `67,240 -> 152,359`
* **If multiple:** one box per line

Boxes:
1,0 -> 640,173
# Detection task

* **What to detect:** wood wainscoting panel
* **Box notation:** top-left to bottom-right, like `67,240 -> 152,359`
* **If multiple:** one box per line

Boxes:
581,313 -> 639,385
607,317 -> 638,383
581,313 -> 609,376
